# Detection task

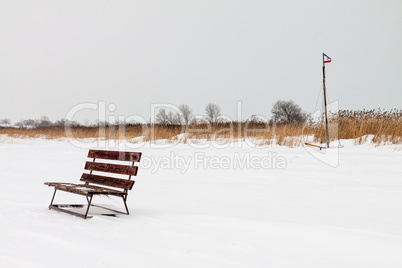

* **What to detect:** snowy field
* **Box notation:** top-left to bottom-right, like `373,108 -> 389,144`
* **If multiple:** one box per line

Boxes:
1,137 -> 402,268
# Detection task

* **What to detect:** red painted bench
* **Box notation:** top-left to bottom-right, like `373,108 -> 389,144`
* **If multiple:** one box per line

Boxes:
44,150 -> 142,219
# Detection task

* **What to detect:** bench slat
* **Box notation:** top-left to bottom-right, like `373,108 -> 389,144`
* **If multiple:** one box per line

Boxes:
80,173 -> 134,190
84,161 -> 138,176
88,150 -> 142,162
44,182 -> 126,195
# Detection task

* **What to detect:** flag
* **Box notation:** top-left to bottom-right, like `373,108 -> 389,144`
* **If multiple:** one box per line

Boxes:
324,53 -> 332,63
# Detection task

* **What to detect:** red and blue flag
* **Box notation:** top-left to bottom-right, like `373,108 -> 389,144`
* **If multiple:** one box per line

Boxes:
324,53 -> 332,63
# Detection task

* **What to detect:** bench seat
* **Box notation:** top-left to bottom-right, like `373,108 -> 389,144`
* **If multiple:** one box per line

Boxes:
44,182 -> 127,196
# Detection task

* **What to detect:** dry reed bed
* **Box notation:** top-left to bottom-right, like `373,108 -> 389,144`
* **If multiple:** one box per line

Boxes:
1,109 -> 401,146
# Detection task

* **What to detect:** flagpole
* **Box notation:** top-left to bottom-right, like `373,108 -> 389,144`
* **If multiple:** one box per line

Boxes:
322,53 -> 330,148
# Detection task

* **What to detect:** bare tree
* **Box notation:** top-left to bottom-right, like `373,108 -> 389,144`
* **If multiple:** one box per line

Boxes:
249,115 -> 268,124
155,109 -> 168,125
178,104 -> 193,126
205,103 -> 221,123
54,119 -> 68,127
271,100 -> 307,124
156,109 -> 180,125
36,116 -> 52,128
0,119 -> 11,125
167,111 -> 180,125
15,119 -> 36,128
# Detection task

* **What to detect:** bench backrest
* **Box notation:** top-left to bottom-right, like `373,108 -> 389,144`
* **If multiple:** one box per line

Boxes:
80,150 -> 142,191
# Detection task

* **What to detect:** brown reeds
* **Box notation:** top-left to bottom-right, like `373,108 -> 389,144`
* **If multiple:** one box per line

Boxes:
1,109 -> 401,146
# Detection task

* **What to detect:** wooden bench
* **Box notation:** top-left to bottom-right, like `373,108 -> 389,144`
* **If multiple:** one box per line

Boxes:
44,150 -> 142,219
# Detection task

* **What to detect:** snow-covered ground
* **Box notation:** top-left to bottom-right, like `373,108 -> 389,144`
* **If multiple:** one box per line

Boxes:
1,137 -> 402,268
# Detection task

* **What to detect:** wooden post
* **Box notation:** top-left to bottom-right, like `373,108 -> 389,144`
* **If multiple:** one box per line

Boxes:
322,53 -> 330,148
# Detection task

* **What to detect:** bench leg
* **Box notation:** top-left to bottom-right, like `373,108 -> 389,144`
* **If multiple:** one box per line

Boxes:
90,195 -> 129,215
49,188 -> 57,208
122,195 -> 129,215
83,195 -> 93,219
48,188 -> 94,219
48,189 -> 128,218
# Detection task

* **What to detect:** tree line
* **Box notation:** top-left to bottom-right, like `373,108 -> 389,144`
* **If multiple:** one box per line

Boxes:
0,100 -> 307,128
155,101 -> 307,125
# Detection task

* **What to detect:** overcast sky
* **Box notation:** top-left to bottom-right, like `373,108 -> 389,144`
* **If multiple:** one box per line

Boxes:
1,0 -> 401,123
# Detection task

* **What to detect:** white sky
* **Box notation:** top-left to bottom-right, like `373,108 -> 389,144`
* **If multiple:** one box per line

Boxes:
1,0 -> 401,123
